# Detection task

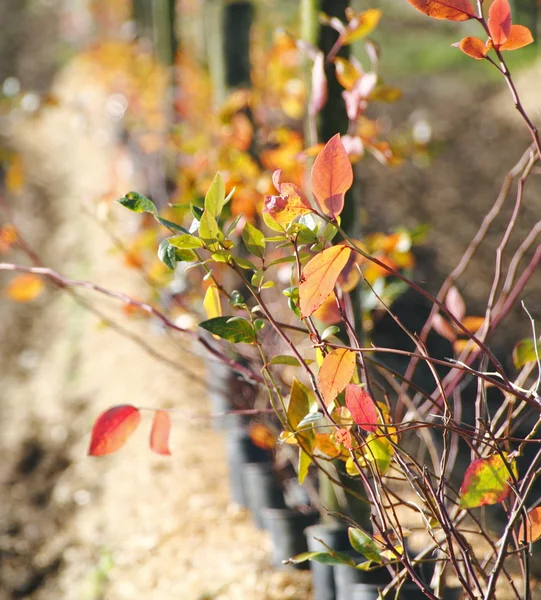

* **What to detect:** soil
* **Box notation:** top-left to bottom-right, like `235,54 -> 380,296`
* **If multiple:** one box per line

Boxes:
1,5 -> 541,600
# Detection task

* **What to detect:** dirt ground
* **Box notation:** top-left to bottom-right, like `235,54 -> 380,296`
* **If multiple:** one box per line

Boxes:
0,60 -> 312,600
1,5 -> 541,599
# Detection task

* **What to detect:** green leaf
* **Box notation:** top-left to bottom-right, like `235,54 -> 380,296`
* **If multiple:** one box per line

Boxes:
262,211 -> 286,232
348,528 -> 382,563
297,411 -> 323,428
224,186 -> 235,206
321,325 -> 341,340
234,256 -> 258,271
226,213 -> 244,236
321,222 -> 339,243
205,172 -> 226,218
268,355 -> 302,367
158,239 -> 195,269
242,221 -> 266,259
191,204 -> 204,221
199,210 -> 221,251
118,192 -> 157,215
168,234 -> 205,250
287,551 -> 356,566
261,281 -> 275,289
210,250 -> 231,263
513,338 -> 539,369
251,270 -> 264,288
156,216 -> 189,234
267,255 -> 298,267
253,319 -> 265,332
198,317 -> 256,344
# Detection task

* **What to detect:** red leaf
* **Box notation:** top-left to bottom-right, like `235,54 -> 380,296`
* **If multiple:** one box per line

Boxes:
310,51 -> 328,116
150,410 -> 172,456
311,134 -> 353,218
500,24 -> 534,50
345,384 -> 378,432
406,0 -> 475,21
488,0 -> 511,47
299,244 -> 352,318
88,405 -> 141,456
318,348 -> 356,405
457,36 -> 488,59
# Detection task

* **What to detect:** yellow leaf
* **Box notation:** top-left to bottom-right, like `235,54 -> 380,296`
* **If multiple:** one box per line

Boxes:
4,273 -> 45,302
203,284 -> 222,319
318,348 -> 356,405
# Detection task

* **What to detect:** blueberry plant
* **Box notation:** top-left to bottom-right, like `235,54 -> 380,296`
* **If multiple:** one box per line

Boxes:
2,1 -> 541,598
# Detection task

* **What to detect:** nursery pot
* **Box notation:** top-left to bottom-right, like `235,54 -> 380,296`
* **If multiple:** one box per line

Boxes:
333,553 -> 391,600
304,523 -> 352,600
242,462 -> 286,529
262,508 -> 319,570
226,428 -> 272,506
347,582 -> 426,600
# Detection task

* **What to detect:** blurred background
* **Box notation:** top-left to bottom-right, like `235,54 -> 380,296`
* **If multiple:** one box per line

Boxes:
0,1 -> 540,598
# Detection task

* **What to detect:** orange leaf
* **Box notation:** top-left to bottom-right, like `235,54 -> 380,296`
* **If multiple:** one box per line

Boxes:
250,423 -> 277,450
312,292 -> 342,325
406,0 -> 475,21
345,384 -> 378,432
334,428 -> 353,449
264,170 -> 312,225
4,273 -> 45,302
150,410 -> 172,456
500,24 -> 534,50
334,57 -> 362,91
519,507 -> 541,543
299,244 -> 352,318
458,36 -> 488,59
88,405 -> 141,456
311,134 -> 353,218
488,0 -> 511,47
462,315 -> 485,332
318,348 -> 356,405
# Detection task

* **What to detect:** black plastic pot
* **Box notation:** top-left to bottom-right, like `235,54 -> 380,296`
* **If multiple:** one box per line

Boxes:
242,462 -> 286,528
346,583 -> 462,600
347,582 -> 426,600
334,557 -> 387,600
262,508 -> 319,569
304,523 -> 352,600
226,428 -> 272,506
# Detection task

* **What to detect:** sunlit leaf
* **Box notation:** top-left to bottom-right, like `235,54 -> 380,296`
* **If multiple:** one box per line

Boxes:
318,348 -> 356,405
512,338 -> 539,369
199,210 -> 221,251
287,550 -> 355,566
348,527 -> 382,563
362,434 -> 394,474
150,410 -> 172,456
203,284 -> 222,319
345,384 -> 378,432
198,316 -> 256,343
500,25 -> 534,51
88,405 -> 141,456
343,9 -> 382,44
459,453 -> 517,508
488,0 -> 511,47
205,172 -> 225,219
118,192 -> 158,216
168,234 -> 204,250
334,57 -> 362,91
299,448 -> 312,484
311,134 -> 353,218
242,221 -> 266,259
4,273 -> 45,303
299,244 -> 352,318
250,423 -> 277,450
267,355 -> 302,367
457,36 -> 488,59
405,0 -> 474,21
445,286 -> 466,321
519,507 -> 541,543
